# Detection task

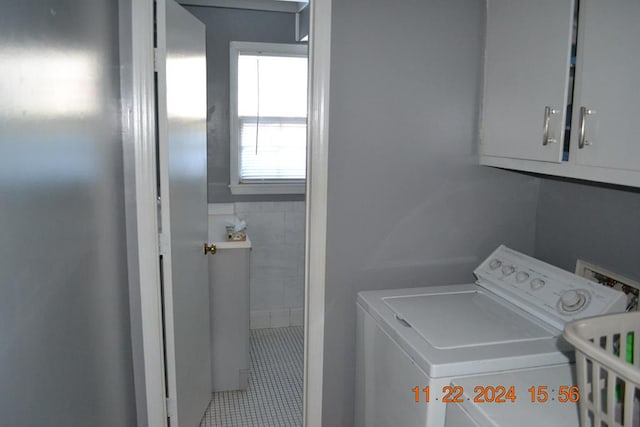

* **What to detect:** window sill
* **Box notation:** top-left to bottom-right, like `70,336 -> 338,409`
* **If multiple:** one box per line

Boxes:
229,183 -> 306,195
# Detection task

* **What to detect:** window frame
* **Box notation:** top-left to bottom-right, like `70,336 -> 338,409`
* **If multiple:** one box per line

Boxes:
229,41 -> 308,195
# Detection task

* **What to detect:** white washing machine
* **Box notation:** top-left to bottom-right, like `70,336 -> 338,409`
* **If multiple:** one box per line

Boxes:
445,365 -> 579,426
355,245 -> 626,427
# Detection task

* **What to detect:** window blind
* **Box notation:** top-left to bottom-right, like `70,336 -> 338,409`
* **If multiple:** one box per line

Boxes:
237,53 -> 308,182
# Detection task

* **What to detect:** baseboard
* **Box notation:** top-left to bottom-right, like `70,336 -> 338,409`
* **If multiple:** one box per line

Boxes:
250,308 -> 303,329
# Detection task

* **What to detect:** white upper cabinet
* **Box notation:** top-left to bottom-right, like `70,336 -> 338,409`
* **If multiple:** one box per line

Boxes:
480,0 -> 640,188
482,0 -> 574,163
571,0 -> 640,173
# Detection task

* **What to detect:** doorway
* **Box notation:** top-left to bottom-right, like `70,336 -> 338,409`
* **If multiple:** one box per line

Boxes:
178,2 -> 308,425
122,0 -> 330,424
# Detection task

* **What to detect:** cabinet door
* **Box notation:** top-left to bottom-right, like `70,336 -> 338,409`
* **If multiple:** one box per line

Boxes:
572,0 -> 640,172
482,0 -> 574,163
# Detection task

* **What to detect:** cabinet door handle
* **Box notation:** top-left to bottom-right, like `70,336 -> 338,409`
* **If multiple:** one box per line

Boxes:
542,106 -> 559,146
578,106 -> 594,149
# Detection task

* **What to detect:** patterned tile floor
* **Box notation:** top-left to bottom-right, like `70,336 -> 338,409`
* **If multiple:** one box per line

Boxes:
200,326 -> 303,427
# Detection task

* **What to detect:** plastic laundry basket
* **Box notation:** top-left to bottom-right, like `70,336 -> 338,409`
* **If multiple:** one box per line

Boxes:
564,311 -> 640,427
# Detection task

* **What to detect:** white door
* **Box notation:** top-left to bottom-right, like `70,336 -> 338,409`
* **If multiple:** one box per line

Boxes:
571,0 -> 640,172
157,1 -> 211,426
481,0 -> 574,163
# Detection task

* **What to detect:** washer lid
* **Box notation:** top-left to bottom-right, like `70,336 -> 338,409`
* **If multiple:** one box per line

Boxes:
358,285 -> 571,378
383,290 -> 554,349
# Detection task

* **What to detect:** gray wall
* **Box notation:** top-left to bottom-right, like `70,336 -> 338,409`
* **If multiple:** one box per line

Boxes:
322,0 -> 540,424
535,178 -> 640,283
184,6 -> 305,203
0,0 -> 136,425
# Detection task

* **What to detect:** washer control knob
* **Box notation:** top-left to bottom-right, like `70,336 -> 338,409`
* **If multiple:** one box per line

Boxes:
530,278 -> 545,290
515,272 -> 530,283
562,290 -> 581,308
489,259 -> 502,270
558,290 -> 589,313
501,265 -> 515,276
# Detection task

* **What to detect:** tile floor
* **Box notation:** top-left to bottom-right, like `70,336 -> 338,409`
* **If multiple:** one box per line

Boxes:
200,326 -> 303,427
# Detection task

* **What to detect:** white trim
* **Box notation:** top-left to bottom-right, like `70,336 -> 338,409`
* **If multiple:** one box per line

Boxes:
229,183 -> 305,195
229,42 -> 309,196
296,1 -> 308,13
479,155 -> 640,188
230,40 -> 308,56
177,0 -> 304,13
120,0 -> 167,426
155,1 -> 181,425
304,0 -> 331,424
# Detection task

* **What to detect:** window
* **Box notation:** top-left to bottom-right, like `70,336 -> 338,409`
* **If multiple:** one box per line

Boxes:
229,42 -> 308,195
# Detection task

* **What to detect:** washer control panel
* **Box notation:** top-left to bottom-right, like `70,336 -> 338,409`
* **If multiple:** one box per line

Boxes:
474,245 -> 627,330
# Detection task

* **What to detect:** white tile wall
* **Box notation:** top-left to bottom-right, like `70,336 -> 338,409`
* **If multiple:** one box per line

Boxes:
211,201 -> 305,327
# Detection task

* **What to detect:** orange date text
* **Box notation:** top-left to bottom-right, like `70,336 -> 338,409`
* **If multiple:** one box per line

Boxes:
412,385 -> 580,403
411,385 -> 516,403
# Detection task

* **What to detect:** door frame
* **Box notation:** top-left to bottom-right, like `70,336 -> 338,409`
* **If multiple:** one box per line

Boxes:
303,0 -> 331,425
121,0 -> 333,425
119,0 -> 168,426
